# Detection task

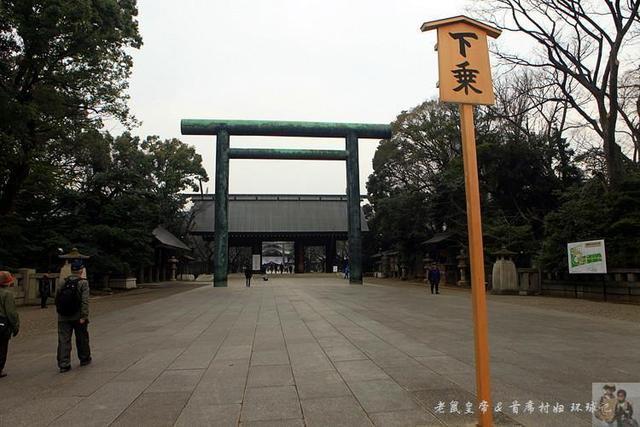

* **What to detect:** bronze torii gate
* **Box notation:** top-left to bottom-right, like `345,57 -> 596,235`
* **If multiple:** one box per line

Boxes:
181,119 -> 392,287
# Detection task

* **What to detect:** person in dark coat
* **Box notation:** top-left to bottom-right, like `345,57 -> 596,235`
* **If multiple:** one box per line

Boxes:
39,274 -> 51,308
615,389 -> 637,427
0,271 -> 20,378
244,265 -> 253,287
428,265 -> 441,294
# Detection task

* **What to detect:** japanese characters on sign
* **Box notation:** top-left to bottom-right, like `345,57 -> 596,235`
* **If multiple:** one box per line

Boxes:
567,239 -> 607,274
422,17 -> 499,105
438,23 -> 494,104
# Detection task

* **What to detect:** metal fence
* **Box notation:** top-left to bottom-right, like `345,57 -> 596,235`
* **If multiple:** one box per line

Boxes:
539,269 -> 640,303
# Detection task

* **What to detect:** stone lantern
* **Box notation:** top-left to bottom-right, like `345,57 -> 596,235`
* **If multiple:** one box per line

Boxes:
58,248 -> 90,281
423,255 -> 433,283
491,247 -> 518,294
380,252 -> 390,278
168,256 -> 179,281
457,247 -> 469,287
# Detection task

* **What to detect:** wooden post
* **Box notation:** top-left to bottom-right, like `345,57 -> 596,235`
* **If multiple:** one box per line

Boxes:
459,103 -> 492,427
421,16 -> 502,426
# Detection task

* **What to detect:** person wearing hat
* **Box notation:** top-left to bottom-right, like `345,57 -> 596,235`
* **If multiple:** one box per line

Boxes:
0,271 -> 20,378
55,260 -> 91,373
596,384 -> 618,426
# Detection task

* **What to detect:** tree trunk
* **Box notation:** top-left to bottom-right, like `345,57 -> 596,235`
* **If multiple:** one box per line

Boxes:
0,160 -> 31,216
603,119 -> 624,187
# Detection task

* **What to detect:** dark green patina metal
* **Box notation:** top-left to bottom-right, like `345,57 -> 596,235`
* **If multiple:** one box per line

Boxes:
346,133 -> 363,284
229,148 -> 348,161
181,119 -> 391,139
213,130 -> 230,287
182,118 -> 391,287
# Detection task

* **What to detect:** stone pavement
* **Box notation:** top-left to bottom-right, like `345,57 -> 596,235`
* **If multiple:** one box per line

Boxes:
1,275 -> 639,426
14,281 -> 206,339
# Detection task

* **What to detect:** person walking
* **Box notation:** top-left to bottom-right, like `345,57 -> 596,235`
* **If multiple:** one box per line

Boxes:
0,271 -> 20,378
39,274 -> 51,308
428,265 -> 441,294
55,260 -> 91,373
244,265 -> 253,287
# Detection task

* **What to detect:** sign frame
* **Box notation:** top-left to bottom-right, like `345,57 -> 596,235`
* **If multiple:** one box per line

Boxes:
422,15 -> 501,106
567,239 -> 607,274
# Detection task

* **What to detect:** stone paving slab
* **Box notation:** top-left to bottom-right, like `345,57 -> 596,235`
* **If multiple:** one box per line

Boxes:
300,396 -> 372,427
334,359 -> 390,382
240,386 -> 302,422
50,380 -> 150,427
294,370 -> 352,400
111,391 -> 190,427
349,379 -> 420,413
369,409 -> 444,427
0,396 -> 83,427
247,365 -> 294,388
2,275 -> 639,426
174,402 -> 240,427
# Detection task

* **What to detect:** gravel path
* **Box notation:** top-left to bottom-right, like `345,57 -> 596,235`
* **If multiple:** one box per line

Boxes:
367,277 -> 640,323
14,281 -> 207,340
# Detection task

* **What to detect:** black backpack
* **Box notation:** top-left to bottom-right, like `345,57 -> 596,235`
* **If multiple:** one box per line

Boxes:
55,277 -> 82,316
0,316 -> 10,339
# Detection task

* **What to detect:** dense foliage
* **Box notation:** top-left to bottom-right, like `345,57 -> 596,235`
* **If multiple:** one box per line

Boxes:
1,0 -> 142,214
366,100 -> 640,273
0,131 -> 207,279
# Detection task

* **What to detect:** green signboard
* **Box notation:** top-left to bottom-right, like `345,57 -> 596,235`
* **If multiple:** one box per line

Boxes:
568,240 -> 607,274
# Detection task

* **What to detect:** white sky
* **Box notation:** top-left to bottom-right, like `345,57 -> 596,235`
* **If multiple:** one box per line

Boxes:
116,0 -> 479,194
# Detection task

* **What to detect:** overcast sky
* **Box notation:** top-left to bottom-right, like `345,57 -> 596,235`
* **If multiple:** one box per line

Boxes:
118,0 -> 477,195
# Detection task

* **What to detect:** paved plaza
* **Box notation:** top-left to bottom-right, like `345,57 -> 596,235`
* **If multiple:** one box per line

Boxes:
2,275 -> 639,426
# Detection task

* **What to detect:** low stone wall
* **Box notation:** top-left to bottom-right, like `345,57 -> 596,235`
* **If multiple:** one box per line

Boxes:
10,269 -> 60,306
504,268 -> 639,303
516,268 -> 541,295
109,277 -> 137,289
540,269 -> 640,303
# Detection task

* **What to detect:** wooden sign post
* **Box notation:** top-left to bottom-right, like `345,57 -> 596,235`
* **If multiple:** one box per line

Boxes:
421,15 -> 501,427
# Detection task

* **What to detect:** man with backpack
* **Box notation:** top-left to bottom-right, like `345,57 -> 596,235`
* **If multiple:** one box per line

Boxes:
55,260 -> 91,373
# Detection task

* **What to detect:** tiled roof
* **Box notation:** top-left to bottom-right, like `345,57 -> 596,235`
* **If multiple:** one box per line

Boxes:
190,195 -> 368,234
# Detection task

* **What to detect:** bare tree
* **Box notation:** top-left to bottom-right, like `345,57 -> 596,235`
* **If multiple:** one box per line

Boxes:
489,68 -> 571,140
619,66 -> 640,161
228,247 -> 252,273
476,0 -> 640,184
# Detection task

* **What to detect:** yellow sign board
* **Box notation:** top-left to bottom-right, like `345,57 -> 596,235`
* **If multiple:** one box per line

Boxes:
422,16 -> 501,105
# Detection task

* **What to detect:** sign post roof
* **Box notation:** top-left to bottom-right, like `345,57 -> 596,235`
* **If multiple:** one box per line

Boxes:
420,15 -> 502,39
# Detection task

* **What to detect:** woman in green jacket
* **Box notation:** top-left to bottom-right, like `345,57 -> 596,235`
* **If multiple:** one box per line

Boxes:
0,271 -> 20,378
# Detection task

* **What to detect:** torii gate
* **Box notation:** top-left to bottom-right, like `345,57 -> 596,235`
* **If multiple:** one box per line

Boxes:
181,119 -> 392,287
